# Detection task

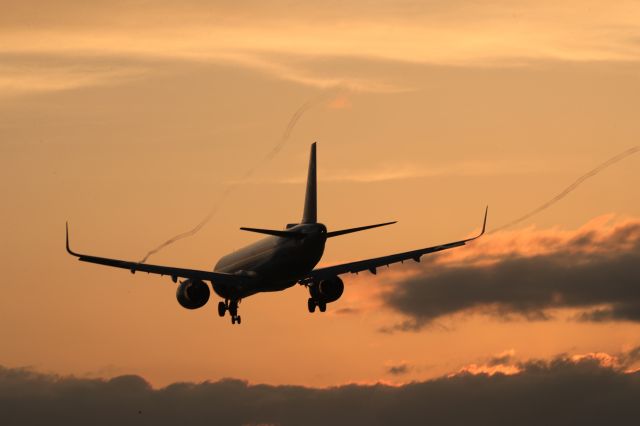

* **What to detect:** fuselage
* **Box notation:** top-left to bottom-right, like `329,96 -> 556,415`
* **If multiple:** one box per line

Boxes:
212,223 -> 327,299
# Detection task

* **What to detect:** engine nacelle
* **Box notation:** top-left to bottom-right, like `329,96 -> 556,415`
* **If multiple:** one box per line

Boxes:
310,276 -> 344,303
176,279 -> 210,310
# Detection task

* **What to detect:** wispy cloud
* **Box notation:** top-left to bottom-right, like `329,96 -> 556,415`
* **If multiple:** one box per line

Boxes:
256,160 -> 555,184
2,1 -> 640,95
0,61 -> 146,96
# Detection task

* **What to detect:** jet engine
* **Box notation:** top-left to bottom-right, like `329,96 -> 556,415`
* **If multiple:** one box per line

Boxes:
310,276 -> 344,303
176,279 -> 210,309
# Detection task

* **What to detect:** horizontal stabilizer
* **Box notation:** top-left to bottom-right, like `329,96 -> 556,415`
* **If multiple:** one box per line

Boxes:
326,221 -> 396,238
239,227 -> 303,238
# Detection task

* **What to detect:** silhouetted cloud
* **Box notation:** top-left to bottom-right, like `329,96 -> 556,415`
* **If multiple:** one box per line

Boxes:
385,362 -> 411,376
383,220 -> 640,330
487,349 -> 516,367
2,349 -> 639,425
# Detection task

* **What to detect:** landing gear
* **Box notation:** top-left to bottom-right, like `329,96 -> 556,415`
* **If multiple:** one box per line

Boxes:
229,300 -> 241,325
307,298 -> 327,313
218,299 -> 242,324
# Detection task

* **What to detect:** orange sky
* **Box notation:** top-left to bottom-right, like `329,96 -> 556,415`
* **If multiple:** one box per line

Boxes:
1,0 -> 639,388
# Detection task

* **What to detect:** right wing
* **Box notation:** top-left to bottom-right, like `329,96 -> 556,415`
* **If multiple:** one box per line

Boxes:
66,223 -> 245,287
302,207 -> 487,283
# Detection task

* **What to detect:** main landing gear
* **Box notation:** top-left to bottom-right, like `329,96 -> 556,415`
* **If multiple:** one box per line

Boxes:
307,298 -> 326,313
218,300 -> 241,325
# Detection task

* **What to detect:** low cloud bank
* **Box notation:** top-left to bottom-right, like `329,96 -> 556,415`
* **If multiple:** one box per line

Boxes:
2,349 -> 639,426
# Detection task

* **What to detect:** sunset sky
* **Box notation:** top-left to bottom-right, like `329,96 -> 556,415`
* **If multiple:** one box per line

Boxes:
1,1 -> 640,423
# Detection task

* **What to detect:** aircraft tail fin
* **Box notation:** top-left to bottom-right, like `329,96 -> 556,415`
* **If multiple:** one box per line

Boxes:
301,142 -> 317,224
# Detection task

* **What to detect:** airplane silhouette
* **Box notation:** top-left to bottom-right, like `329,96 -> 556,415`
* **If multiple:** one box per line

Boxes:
67,143 -> 487,324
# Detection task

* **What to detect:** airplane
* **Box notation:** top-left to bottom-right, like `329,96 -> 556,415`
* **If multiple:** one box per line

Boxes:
66,142 -> 487,325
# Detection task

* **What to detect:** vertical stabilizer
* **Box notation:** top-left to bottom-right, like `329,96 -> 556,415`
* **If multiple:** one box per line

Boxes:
301,142 -> 317,224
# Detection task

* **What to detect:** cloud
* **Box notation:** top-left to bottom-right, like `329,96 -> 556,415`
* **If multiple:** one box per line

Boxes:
454,347 -> 640,378
453,349 -> 521,376
2,348 -> 640,425
0,58 -> 146,96
327,94 -> 351,109
385,361 -> 412,376
487,349 -> 517,367
251,159 -> 551,185
2,1 -> 640,96
333,307 -> 360,315
3,1 -> 640,64
382,217 -> 640,330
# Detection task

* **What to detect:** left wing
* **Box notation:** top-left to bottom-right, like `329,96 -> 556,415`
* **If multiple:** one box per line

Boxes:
302,207 -> 487,283
66,223 -> 244,286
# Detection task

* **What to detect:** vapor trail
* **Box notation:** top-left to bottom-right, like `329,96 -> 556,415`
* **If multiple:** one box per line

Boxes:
490,146 -> 640,233
138,92 -> 337,264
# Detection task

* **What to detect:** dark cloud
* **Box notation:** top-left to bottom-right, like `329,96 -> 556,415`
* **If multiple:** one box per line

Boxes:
334,307 -> 360,315
386,363 -> 411,376
384,222 -> 640,329
2,352 -> 640,426
487,351 -> 516,367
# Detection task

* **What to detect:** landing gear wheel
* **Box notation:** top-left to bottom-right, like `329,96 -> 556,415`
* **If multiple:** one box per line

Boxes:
227,300 -> 241,324
229,301 -> 238,317
307,298 -> 316,313
318,302 -> 327,312
218,301 -> 227,317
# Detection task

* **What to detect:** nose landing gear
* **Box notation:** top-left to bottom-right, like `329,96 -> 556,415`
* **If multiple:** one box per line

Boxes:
218,299 -> 242,325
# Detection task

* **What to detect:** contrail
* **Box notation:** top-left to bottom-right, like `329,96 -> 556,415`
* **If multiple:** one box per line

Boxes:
138,92 -> 339,264
490,146 -> 640,233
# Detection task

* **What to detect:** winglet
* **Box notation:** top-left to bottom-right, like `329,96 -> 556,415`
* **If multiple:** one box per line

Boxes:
66,222 -> 80,257
481,205 -> 488,236
463,206 -> 488,243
